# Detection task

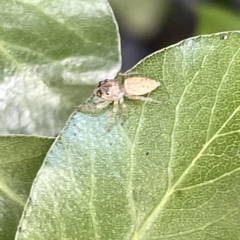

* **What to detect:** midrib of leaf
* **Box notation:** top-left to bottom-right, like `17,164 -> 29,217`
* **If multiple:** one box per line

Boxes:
17,0 -> 94,43
130,49 -> 240,239
0,40 -> 53,62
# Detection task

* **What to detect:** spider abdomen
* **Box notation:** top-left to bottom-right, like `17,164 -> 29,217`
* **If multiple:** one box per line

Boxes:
124,77 -> 160,96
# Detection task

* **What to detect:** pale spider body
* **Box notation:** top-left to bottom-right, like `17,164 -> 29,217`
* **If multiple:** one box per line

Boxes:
77,76 -> 161,129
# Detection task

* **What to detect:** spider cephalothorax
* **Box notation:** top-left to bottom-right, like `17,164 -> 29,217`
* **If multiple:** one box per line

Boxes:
77,75 -> 161,130
95,79 -> 125,100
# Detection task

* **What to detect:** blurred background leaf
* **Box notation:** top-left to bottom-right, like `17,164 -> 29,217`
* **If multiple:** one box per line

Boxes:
195,3 -> 240,34
16,32 -> 240,240
0,136 -> 54,240
108,0 -> 240,71
0,0 -> 120,136
109,0 -> 170,40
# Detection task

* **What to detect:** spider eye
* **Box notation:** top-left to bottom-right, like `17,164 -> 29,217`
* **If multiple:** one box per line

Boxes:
106,92 -> 109,95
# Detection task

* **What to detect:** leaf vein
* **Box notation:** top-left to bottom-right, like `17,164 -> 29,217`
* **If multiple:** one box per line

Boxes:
206,46 -> 240,141
89,154 -> 100,240
0,43 -> 23,71
149,208 -> 237,239
16,0 -> 95,44
176,166 -> 240,192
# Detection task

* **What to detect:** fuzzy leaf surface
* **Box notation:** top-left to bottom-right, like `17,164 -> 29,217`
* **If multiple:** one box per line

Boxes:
0,0 -> 120,136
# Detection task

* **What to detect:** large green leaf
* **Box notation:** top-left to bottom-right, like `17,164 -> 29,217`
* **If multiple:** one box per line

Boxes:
16,32 -> 240,239
0,0 -> 120,136
0,136 -> 54,240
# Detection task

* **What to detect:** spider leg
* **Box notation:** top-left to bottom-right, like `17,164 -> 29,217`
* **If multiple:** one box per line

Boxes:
120,97 -> 127,125
115,72 -> 125,83
126,95 -> 161,103
76,100 -> 112,111
107,100 -> 119,131
116,72 -> 146,82
96,101 -> 113,109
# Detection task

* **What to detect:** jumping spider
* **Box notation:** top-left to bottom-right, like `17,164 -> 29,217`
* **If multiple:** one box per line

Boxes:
76,74 -> 161,130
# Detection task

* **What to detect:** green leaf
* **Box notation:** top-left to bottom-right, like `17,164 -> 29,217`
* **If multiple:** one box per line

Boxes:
195,3 -> 240,34
0,0 -> 120,136
0,136 -> 54,240
16,32 -> 240,239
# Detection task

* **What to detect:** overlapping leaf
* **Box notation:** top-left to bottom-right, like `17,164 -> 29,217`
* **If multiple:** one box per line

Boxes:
0,136 -> 54,240
0,0 -> 120,136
